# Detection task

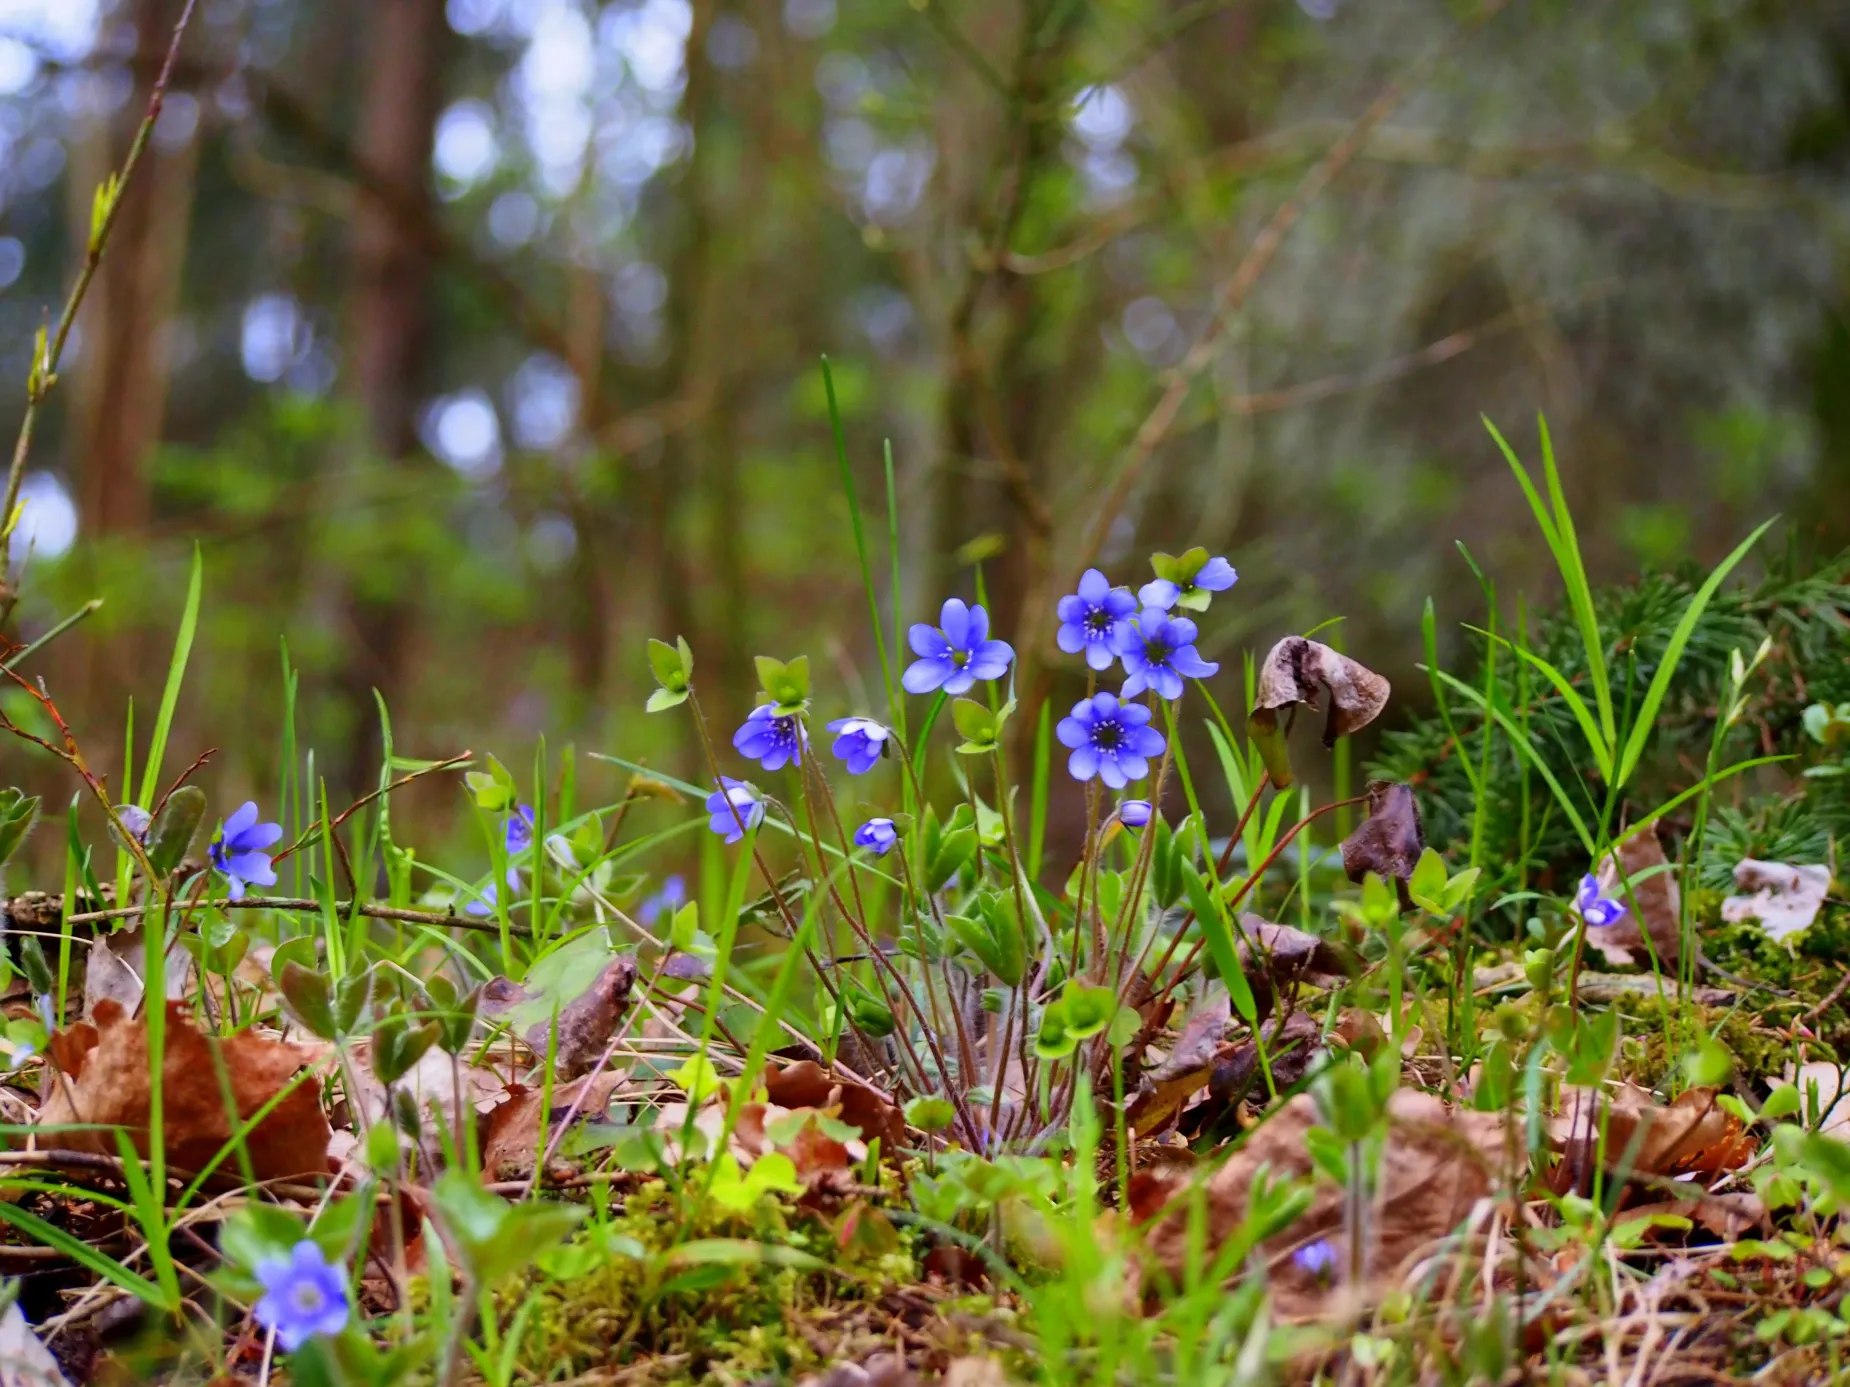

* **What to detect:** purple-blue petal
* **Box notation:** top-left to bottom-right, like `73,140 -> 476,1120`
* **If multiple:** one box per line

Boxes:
939,599 -> 972,648
1068,745 -> 1101,780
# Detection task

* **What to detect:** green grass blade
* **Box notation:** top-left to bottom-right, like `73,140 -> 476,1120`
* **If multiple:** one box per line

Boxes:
139,544 -> 202,809
822,358 -> 896,716
1483,416 -> 1615,750
0,1196 -> 168,1305
1433,668 -> 1596,856
1466,625 -> 1611,779
1613,518 -> 1776,789
1028,699 -> 1051,879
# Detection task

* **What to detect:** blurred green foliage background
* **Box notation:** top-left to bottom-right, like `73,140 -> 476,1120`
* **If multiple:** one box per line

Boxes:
2,0 -> 1848,871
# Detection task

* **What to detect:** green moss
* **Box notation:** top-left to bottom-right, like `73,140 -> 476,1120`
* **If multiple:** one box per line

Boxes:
495,1180 -> 923,1384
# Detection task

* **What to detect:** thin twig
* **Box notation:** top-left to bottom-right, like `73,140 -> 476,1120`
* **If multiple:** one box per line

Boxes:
0,0 -> 201,611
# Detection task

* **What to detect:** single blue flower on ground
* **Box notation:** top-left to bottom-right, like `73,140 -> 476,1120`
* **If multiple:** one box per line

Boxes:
706,778 -> 765,843
1057,692 -> 1165,789
733,704 -> 807,771
464,868 -> 521,917
210,801 -> 282,901
1115,608 -> 1219,700
1575,873 -> 1627,928
505,804 -> 536,855
826,717 -> 891,774
1056,569 -> 1138,672
854,817 -> 898,856
902,598 -> 1014,695
254,1240 -> 350,1351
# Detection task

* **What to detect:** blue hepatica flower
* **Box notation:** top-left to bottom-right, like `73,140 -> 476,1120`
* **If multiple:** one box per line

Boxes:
465,868 -> 521,918
902,598 -> 1014,696
1575,873 -> 1627,928
254,1240 -> 351,1351
826,717 -> 891,775
210,801 -> 282,901
854,817 -> 898,856
1058,692 -> 1166,789
1141,555 -> 1237,611
706,778 -> 765,843
504,804 -> 536,855
1118,799 -> 1153,828
1115,608 -> 1219,701
733,704 -> 807,772
1292,1238 -> 1337,1281
1056,568 -> 1138,672
639,874 -> 686,926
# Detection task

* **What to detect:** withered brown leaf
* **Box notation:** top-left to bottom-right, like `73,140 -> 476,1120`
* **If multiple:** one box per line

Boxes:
1340,782 -> 1424,901
1247,638 -> 1390,788
37,999 -> 331,1183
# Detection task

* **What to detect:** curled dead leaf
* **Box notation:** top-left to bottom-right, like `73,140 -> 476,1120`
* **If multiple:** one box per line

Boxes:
1146,1090 -> 1506,1317
523,956 -> 637,1080
1339,781 -> 1423,902
1247,638 -> 1390,788
36,999 -> 331,1183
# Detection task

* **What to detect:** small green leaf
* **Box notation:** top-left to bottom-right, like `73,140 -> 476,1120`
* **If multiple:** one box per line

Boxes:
647,637 -> 691,692
669,900 -> 700,950
1035,1001 -> 1075,1059
371,1013 -> 439,1085
279,961 -> 337,1040
904,1096 -> 956,1132
1408,847 -> 1447,913
646,686 -> 690,713
1061,982 -> 1117,1040
1762,1084 -> 1802,1121
1682,1040 -> 1733,1089
334,969 -> 373,1037
1106,1004 -> 1142,1048
669,1053 -> 723,1102
433,1171 -> 586,1285
755,654 -> 810,710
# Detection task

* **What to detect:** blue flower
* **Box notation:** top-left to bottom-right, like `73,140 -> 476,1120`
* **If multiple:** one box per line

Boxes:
505,804 -> 536,855
902,599 -> 1014,696
254,1240 -> 351,1351
639,874 -> 686,926
1114,608 -> 1219,700
464,868 -> 520,917
1292,1238 -> 1336,1280
1141,555 -> 1237,612
706,778 -> 765,843
826,717 -> 891,775
116,805 -> 152,843
1056,569 -> 1138,672
210,802 -> 282,902
1575,873 -> 1626,928
1057,693 -> 1166,789
1119,799 -> 1153,828
733,705 -> 807,772
854,817 -> 898,856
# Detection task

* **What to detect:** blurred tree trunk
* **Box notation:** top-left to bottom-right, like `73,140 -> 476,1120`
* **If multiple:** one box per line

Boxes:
71,0 -> 197,540
68,0 -> 197,769
339,0 -> 446,793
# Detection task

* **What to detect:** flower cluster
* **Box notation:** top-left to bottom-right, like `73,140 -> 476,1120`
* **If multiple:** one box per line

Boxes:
697,554 -> 1232,846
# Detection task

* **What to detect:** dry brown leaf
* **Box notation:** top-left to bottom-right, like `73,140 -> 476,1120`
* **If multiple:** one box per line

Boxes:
1339,782 -> 1423,900
1145,987 -> 1231,1084
37,999 -> 331,1183
1722,859 -> 1831,943
522,956 -> 637,1080
941,1358 -> 1011,1387
1550,1085 -> 1754,1194
1587,825 -> 1682,967
344,1040 -> 507,1172
1236,915 -> 1357,1020
479,1072 -> 627,1180
1249,638 -> 1390,751
763,1061 -> 905,1152
798,1353 -> 916,1387
1206,1011 -> 1325,1109
1146,1090 -> 1505,1318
